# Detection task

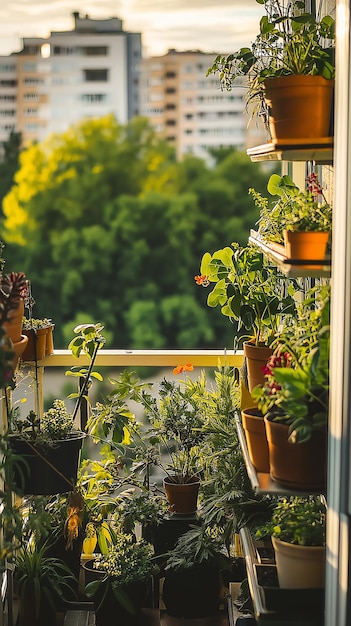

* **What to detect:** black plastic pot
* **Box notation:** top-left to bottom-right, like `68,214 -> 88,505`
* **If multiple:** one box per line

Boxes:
162,564 -> 221,618
9,432 -> 86,495
82,560 -> 150,626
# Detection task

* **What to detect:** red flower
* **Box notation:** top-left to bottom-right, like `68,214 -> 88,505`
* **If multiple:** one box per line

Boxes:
194,274 -> 210,287
173,364 -> 194,375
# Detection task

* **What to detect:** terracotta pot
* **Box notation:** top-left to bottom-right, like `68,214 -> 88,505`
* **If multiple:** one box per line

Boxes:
163,476 -> 200,515
22,327 -> 48,361
272,536 -> 326,589
264,417 -> 327,490
284,230 -> 330,270
45,324 -> 55,356
241,407 -> 270,473
243,341 -> 273,392
264,75 -> 334,141
3,298 -> 24,344
12,334 -> 29,368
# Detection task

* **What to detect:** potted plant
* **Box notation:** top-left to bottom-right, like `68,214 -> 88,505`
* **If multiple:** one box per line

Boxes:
255,496 -> 326,589
253,172 -> 332,265
13,542 -> 77,626
22,317 -> 55,361
117,489 -> 168,543
196,243 -> 297,390
162,523 -> 231,619
7,323 -> 106,495
133,369 -> 209,514
252,286 -> 330,489
84,532 -> 158,626
207,0 -> 335,141
0,254 -> 28,367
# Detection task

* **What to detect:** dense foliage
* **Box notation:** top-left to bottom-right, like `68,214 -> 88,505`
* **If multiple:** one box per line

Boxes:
1,115 -> 270,348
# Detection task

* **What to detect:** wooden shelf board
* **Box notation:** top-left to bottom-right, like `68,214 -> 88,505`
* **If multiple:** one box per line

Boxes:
249,230 -> 331,278
246,137 -> 333,163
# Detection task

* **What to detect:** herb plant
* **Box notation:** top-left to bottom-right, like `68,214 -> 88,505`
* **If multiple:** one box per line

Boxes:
85,533 -> 158,614
207,0 -> 335,123
255,496 -> 326,546
196,243 -> 297,347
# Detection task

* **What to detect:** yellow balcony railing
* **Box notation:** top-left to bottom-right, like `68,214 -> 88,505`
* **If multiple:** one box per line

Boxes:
6,349 -> 244,423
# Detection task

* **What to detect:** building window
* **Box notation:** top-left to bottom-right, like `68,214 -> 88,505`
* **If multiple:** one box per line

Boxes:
23,63 -> 37,72
23,77 -> 43,85
166,119 -> 176,126
0,95 -> 16,102
0,110 -> 16,117
185,113 -> 193,120
165,71 -> 176,78
24,108 -> 38,116
0,80 -> 17,87
24,123 -> 40,130
83,69 -> 109,82
81,46 -> 108,56
53,46 -> 76,55
0,124 -> 15,132
0,64 -> 16,72
166,104 -> 176,110
165,88 -> 176,94
81,94 -> 107,103
147,107 -> 164,115
23,93 -> 38,101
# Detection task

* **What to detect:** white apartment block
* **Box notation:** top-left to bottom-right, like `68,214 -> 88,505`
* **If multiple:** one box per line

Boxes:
0,58 -> 18,141
139,50 -> 254,162
0,13 -> 141,147
0,18 -> 265,161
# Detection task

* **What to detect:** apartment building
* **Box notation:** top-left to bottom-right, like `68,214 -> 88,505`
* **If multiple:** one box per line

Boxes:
0,13 -> 141,147
0,17 -> 265,160
139,49 -> 261,162
0,58 -> 18,142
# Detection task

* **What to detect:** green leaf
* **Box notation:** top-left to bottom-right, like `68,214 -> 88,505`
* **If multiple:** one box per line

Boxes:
85,579 -> 103,598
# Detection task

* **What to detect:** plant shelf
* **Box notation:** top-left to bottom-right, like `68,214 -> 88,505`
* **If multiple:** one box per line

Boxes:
248,230 -> 331,278
246,137 -> 333,164
234,412 -> 325,496
238,527 -> 324,626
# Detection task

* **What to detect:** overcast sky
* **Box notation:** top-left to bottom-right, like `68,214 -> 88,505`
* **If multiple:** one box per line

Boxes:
0,0 -> 264,58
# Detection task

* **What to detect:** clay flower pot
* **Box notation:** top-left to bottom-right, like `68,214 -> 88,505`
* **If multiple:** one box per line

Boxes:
264,417 -> 327,490
163,476 -> 200,515
264,75 -> 334,141
241,407 -> 270,473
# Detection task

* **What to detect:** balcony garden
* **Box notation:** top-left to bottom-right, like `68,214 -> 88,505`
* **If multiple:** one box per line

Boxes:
0,1 -> 335,622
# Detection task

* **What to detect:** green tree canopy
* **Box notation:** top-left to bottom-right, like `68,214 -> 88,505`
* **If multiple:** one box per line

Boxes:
2,115 -> 271,349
